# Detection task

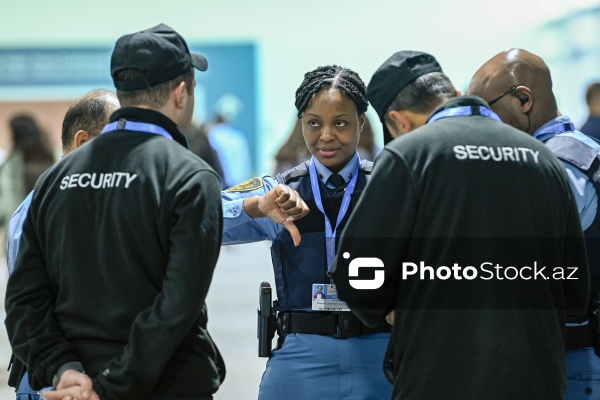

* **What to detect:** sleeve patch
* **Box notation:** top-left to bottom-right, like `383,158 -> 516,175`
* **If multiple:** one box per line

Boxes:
224,177 -> 264,192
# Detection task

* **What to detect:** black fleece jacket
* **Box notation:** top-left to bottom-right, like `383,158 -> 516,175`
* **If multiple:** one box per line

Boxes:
6,107 -> 225,399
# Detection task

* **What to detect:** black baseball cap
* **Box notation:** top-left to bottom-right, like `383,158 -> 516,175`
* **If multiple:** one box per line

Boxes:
367,51 -> 442,144
111,23 -> 208,91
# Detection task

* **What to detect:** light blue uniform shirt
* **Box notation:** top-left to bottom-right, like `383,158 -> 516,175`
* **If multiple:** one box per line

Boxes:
7,191 -> 33,275
537,119 -> 600,400
221,152 -> 359,245
534,116 -> 599,230
7,192 -> 41,398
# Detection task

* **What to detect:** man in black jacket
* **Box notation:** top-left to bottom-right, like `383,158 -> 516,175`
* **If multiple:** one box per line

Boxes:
5,24 -> 224,400
331,51 -> 590,400
6,89 -> 120,400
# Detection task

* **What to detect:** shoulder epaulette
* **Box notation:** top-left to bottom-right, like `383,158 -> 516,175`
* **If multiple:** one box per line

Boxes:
545,135 -> 600,182
277,162 -> 309,185
360,160 -> 373,175
284,169 -> 309,183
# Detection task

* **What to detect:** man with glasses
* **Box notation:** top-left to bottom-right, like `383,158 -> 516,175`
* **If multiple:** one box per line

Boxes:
468,48 -> 600,400
6,89 -> 120,400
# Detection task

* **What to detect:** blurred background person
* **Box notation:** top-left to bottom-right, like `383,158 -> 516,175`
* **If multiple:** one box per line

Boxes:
580,82 -> 600,141
208,97 -> 252,189
356,115 -> 379,161
0,115 -> 55,250
272,118 -> 309,174
187,122 -> 225,181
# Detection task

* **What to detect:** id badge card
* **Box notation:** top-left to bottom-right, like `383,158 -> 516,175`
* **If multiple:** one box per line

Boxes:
311,283 -> 350,311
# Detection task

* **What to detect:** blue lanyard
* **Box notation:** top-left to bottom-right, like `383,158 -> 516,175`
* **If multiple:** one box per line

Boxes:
533,120 -> 575,139
308,157 -> 359,273
427,105 -> 502,124
101,120 -> 173,140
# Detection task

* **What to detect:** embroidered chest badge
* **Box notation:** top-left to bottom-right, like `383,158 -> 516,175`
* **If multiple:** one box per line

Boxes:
225,177 -> 265,192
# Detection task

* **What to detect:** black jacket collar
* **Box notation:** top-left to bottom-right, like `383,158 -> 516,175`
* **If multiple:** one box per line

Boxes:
109,107 -> 189,149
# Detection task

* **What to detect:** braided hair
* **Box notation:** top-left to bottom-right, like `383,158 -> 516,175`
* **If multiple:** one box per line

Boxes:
294,65 -> 368,118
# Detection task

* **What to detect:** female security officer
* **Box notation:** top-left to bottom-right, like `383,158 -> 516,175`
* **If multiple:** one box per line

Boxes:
222,65 -> 392,400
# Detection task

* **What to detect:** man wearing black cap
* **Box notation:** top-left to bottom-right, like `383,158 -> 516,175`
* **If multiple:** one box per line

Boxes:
366,50 -> 458,144
5,24 -> 224,400
331,51 -> 590,399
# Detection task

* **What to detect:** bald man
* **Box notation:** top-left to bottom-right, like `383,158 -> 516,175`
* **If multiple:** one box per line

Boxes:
468,48 -> 600,400
7,89 -> 119,400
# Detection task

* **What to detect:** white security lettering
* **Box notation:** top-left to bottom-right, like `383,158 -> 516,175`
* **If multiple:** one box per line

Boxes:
102,173 -> 112,188
68,174 -> 80,188
124,173 -> 138,188
78,173 -> 91,187
477,146 -> 490,160
502,147 -> 515,161
114,172 -> 126,186
517,147 -> 529,162
513,147 -> 520,161
90,173 -> 102,189
465,145 -> 479,159
58,172 -> 139,190
489,147 -> 503,161
453,145 -> 467,160
60,176 -> 69,190
453,145 -> 540,163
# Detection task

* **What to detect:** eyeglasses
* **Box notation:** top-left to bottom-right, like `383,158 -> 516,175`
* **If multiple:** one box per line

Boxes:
487,86 -> 518,106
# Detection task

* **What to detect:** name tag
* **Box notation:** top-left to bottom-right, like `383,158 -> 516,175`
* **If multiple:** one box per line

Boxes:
311,283 -> 350,312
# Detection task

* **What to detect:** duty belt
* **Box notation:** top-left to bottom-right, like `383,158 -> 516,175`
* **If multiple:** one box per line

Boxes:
277,311 -> 391,339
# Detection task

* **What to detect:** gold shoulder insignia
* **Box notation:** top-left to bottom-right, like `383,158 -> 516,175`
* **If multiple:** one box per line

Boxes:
225,177 -> 264,192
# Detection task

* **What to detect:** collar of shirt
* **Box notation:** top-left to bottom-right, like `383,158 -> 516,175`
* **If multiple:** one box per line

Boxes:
534,116 -> 599,149
312,151 -> 359,187
533,115 -> 571,138
426,95 -> 490,123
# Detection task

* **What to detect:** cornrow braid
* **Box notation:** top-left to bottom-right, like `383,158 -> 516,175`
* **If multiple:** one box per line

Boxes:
295,65 -> 368,118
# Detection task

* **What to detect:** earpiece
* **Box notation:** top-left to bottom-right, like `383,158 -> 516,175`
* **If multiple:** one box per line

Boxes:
518,95 -> 529,105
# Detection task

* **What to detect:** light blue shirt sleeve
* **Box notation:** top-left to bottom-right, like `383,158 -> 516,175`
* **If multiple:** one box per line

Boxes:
221,153 -> 360,245
222,175 -> 283,245
535,121 -> 598,230
7,191 -> 33,275
564,163 -> 597,231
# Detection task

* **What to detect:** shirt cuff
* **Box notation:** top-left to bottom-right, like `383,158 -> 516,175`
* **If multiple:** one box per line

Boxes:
53,361 -> 85,387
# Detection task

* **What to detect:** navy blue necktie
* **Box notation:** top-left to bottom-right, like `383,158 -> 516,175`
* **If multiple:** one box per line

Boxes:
328,173 -> 345,189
